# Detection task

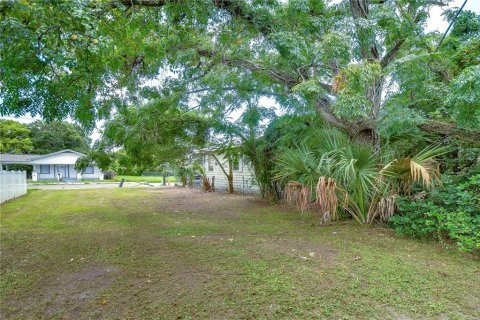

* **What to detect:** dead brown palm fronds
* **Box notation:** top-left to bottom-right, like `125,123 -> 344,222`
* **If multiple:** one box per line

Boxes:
377,194 -> 397,222
285,181 -> 301,205
381,145 -> 449,194
202,177 -> 213,192
410,159 -> 439,187
285,181 -> 310,213
382,158 -> 440,193
299,186 -> 310,213
315,176 -> 338,224
367,193 -> 397,224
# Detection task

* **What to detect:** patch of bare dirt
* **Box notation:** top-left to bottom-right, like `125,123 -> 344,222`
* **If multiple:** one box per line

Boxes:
253,238 -> 338,264
151,187 -> 268,218
385,306 -> 412,320
40,265 -> 119,318
104,258 -> 213,318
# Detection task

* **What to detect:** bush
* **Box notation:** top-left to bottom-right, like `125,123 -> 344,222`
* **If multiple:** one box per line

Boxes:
390,173 -> 480,253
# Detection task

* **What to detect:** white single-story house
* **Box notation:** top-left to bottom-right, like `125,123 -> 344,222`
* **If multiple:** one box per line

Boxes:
197,151 -> 259,193
0,149 -> 103,181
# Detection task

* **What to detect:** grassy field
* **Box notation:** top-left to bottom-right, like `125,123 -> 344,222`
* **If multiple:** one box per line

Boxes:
113,175 -> 176,183
1,188 -> 479,319
27,179 -> 117,185
27,175 -> 176,184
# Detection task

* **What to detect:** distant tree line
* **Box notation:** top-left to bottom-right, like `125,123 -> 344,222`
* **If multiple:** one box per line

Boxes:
0,119 -> 91,155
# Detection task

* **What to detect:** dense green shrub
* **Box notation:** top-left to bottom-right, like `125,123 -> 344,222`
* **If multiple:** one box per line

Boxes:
390,173 -> 480,253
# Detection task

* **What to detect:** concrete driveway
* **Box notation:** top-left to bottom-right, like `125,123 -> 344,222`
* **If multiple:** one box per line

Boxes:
28,182 -> 166,190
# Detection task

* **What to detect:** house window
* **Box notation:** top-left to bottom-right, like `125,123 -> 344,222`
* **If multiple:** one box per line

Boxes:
208,155 -> 214,171
84,166 -> 94,174
39,165 -> 50,174
233,158 -> 240,171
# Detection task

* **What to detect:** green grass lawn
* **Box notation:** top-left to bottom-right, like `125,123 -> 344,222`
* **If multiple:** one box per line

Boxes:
1,188 -> 479,319
27,175 -> 177,184
113,175 -> 177,183
28,179 -> 117,185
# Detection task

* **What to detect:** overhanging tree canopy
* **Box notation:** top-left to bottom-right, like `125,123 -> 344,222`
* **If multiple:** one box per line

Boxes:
1,0 -> 479,146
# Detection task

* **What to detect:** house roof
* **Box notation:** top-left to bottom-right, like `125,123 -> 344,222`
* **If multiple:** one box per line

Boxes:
0,154 -> 39,163
30,149 -> 85,160
0,149 -> 86,164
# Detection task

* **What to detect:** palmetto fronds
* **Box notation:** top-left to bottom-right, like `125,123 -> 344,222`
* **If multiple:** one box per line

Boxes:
274,145 -> 331,189
367,194 -> 397,224
316,177 -> 338,223
275,129 -> 447,224
381,144 -> 450,193
285,181 -> 310,213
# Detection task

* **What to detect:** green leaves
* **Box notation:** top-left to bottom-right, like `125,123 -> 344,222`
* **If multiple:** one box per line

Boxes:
0,119 -> 33,154
446,65 -> 480,129
292,79 -> 325,96
1,0 -> 477,161
28,120 -> 91,155
320,31 -> 351,67
391,174 -> 480,253
274,128 -> 378,210
99,97 -> 210,168
332,61 -> 382,120
274,127 -> 449,223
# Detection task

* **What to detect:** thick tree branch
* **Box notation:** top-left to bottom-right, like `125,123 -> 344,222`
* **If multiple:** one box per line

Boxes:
195,48 -> 342,130
421,120 -> 480,145
316,98 -> 348,130
380,39 -> 406,68
116,0 -> 274,34
197,49 -> 299,88
214,0 -> 273,35
350,0 -> 379,60
119,0 -> 174,7
381,8 -> 425,69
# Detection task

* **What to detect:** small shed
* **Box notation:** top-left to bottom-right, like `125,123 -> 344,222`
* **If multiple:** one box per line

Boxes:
196,150 -> 259,194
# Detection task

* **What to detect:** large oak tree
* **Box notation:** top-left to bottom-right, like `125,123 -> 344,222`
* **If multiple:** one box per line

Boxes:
1,0 -> 478,149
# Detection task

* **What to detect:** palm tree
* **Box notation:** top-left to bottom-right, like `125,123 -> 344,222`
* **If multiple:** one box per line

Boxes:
174,164 -> 196,187
156,163 -> 173,186
274,128 -> 449,224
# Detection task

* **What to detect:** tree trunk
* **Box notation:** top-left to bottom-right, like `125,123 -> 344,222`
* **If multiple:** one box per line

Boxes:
162,173 -> 166,186
212,153 -> 235,193
366,77 -> 384,152
227,159 -> 234,194
181,176 -> 187,187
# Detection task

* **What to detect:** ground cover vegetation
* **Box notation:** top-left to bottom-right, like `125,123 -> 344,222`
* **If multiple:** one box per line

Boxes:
1,188 -> 479,319
1,0 -> 479,252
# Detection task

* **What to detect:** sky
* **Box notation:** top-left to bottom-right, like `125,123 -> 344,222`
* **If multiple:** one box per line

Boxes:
1,0 -> 479,142
426,0 -> 479,32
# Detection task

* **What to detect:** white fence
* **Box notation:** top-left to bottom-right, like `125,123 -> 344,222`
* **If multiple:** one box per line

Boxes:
0,171 -> 27,204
